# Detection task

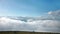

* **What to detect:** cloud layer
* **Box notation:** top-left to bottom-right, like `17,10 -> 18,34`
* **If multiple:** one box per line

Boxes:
0,10 -> 60,33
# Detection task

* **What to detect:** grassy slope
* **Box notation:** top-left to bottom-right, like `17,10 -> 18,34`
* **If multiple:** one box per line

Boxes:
0,31 -> 60,34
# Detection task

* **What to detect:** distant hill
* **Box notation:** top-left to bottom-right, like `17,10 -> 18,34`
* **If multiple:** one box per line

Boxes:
0,31 -> 60,34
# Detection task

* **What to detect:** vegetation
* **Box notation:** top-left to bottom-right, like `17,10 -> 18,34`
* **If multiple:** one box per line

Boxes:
0,31 -> 60,34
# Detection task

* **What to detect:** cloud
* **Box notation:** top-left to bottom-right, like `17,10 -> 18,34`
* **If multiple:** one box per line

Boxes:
0,10 -> 60,33
47,10 -> 60,20
48,10 -> 60,16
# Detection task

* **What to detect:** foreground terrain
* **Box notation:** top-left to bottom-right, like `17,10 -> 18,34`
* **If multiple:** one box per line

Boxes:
0,31 -> 60,34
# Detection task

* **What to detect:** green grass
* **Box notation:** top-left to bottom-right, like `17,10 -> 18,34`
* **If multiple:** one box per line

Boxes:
0,31 -> 60,34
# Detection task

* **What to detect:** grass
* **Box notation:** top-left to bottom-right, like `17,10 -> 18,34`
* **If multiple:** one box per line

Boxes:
0,31 -> 60,34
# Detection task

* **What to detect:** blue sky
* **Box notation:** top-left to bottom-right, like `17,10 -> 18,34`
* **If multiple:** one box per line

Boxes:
0,0 -> 60,17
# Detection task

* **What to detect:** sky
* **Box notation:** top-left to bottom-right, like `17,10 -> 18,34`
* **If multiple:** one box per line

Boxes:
0,0 -> 60,16
0,0 -> 60,33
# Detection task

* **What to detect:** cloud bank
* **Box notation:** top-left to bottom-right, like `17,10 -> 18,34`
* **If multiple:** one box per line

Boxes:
0,10 -> 60,33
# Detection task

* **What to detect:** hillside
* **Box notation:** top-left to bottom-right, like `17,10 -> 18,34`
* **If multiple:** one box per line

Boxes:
0,31 -> 60,34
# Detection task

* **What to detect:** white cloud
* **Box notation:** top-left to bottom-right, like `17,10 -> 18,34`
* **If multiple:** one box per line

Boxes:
48,10 -> 60,16
48,11 -> 52,15
0,10 -> 60,33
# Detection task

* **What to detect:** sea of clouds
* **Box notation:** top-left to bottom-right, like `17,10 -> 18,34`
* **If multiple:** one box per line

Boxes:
0,10 -> 60,33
